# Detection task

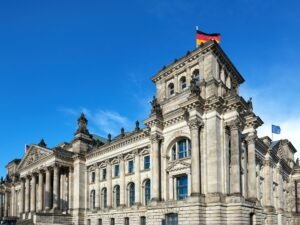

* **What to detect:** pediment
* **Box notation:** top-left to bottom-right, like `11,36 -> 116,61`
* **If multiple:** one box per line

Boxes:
166,160 -> 191,172
18,145 -> 53,170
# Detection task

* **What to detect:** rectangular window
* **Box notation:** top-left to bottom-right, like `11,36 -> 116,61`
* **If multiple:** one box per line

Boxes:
87,219 -> 91,225
128,160 -> 134,174
98,219 -> 102,225
111,218 -> 115,225
114,164 -> 120,177
140,216 -> 146,225
91,172 -> 96,183
166,213 -> 178,225
177,175 -> 188,200
144,155 -> 150,170
124,217 -> 129,225
102,168 -> 107,180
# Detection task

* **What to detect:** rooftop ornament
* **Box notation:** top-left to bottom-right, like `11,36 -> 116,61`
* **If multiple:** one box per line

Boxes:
150,96 -> 162,116
75,113 -> 90,135
38,139 -> 47,148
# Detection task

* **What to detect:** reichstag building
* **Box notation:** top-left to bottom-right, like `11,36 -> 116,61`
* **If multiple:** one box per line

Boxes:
1,40 -> 300,225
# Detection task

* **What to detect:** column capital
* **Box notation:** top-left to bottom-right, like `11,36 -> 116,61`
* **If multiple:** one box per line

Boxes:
245,133 -> 257,145
188,118 -> 203,131
150,133 -> 163,143
227,118 -> 244,130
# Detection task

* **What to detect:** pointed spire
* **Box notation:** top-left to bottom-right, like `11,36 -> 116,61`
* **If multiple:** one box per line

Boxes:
38,139 -> 47,148
75,113 -> 90,135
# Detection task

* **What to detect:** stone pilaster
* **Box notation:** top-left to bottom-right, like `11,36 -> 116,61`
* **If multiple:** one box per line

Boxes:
277,163 -> 284,211
53,165 -> 60,211
68,167 -> 74,212
0,193 -> 3,218
106,161 -> 112,208
37,172 -> 43,212
25,176 -> 30,213
30,175 -> 37,212
20,178 -> 25,214
134,151 -> 141,205
95,165 -> 100,209
45,168 -> 51,211
229,120 -> 242,195
246,133 -> 257,200
4,192 -> 8,217
150,134 -> 162,201
264,153 -> 274,208
188,118 -> 202,196
119,155 -> 125,207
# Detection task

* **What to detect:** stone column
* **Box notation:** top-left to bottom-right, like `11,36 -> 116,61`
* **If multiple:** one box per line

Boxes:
25,177 -> 30,213
229,120 -> 242,195
53,165 -> 60,211
119,156 -> 125,207
107,161 -> 112,208
264,153 -> 273,207
188,118 -> 202,196
30,175 -> 37,212
68,168 -> 74,212
134,151 -> 141,205
45,168 -> 51,211
95,165 -> 100,209
277,164 -> 284,211
37,172 -> 43,212
150,134 -> 161,201
246,133 -> 257,200
4,192 -> 8,217
20,179 -> 25,214
0,193 -> 3,218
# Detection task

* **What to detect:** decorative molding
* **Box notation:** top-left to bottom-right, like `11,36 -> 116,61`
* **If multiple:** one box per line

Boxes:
188,118 -> 203,131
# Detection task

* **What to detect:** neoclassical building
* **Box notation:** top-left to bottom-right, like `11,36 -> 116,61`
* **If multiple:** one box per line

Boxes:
1,40 -> 300,225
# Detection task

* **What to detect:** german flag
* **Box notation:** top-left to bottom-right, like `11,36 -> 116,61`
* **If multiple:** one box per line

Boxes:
196,30 -> 221,45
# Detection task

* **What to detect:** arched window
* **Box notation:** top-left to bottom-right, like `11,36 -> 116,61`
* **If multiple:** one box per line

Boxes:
180,76 -> 187,91
128,183 -> 135,207
113,185 -> 120,208
192,69 -> 200,85
101,188 -> 107,208
171,138 -> 191,160
144,179 -> 151,205
90,190 -> 96,209
168,83 -> 175,96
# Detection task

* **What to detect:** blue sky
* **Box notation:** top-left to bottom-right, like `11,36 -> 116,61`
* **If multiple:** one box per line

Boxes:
0,0 -> 300,177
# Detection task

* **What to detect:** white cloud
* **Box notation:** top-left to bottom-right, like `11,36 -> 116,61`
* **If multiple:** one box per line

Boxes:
59,107 -> 131,137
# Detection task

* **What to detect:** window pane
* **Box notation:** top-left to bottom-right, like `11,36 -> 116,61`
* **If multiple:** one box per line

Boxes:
128,161 -> 134,174
115,186 -> 120,207
103,169 -> 107,180
178,140 -> 187,159
115,164 -> 119,177
145,180 -> 151,205
140,217 -> 146,225
130,183 -> 135,206
144,156 -> 150,169
166,214 -> 178,225
177,176 -> 188,200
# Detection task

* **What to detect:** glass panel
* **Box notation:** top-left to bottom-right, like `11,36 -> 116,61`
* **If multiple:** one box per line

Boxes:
144,156 -> 150,169
178,139 -> 188,159
177,176 -> 188,200
115,164 -> 119,177
103,169 -> 107,180
130,183 -> 135,206
166,214 -> 178,225
115,186 -> 120,207
140,217 -> 146,225
145,180 -> 151,205
128,161 -> 134,174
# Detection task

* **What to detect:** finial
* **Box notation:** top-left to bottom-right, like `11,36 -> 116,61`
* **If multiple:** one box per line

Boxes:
75,113 -> 90,135
108,133 -> 112,143
38,139 -> 47,148
186,51 -> 190,56
121,128 -> 125,137
135,120 -> 140,131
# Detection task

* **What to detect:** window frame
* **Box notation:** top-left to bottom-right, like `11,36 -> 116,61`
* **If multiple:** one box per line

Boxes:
102,168 -> 107,180
128,182 -> 135,207
114,164 -> 120,177
176,175 -> 188,200
128,160 -> 134,174
168,83 -> 175,96
114,185 -> 120,208
144,155 -> 150,170
180,76 -> 187,91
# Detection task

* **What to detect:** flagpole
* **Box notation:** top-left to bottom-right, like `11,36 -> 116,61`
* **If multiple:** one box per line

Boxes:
195,26 -> 199,48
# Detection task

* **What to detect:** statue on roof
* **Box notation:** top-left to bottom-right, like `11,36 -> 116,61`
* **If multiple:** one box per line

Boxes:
150,96 -> 162,116
135,120 -> 140,131
38,139 -> 47,148
247,97 -> 253,112
75,113 -> 90,135
190,78 -> 200,95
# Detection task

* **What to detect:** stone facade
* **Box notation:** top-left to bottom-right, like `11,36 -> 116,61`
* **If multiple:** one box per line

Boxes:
1,40 -> 300,225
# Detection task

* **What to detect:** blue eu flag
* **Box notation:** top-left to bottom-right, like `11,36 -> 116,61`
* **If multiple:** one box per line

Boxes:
272,125 -> 281,134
